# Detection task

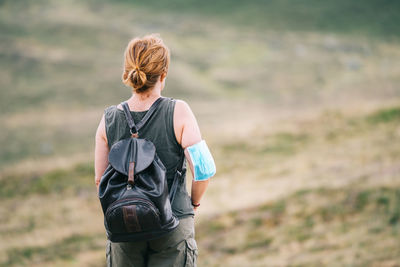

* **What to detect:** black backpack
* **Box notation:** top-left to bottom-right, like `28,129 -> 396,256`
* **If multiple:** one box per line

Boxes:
98,97 -> 184,242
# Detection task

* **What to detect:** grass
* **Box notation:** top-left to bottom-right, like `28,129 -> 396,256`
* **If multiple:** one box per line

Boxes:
0,162 -> 94,198
0,104 -> 398,266
1,233 -> 104,267
262,132 -> 310,155
366,106 -> 400,124
220,132 -> 309,156
196,186 -> 400,266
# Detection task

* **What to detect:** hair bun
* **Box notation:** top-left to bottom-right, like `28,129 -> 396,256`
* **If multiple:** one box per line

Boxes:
134,67 -> 147,88
126,67 -> 147,89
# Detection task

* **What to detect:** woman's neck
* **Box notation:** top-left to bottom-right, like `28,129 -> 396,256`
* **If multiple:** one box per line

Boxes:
127,86 -> 162,111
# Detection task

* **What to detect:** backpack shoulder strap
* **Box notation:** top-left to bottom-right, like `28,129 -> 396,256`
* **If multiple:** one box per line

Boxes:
121,102 -> 136,134
121,97 -> 164,135
169,148 -> 186,203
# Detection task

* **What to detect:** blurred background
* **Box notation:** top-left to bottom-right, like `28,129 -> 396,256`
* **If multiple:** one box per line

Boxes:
1,0 -> 400,266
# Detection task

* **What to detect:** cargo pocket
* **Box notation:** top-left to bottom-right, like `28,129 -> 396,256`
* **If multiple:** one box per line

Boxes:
106,240 -> 112,267
184,238 -> 198,267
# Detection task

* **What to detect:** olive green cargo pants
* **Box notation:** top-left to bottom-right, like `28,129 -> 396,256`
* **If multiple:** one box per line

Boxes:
106,216 -> 197,267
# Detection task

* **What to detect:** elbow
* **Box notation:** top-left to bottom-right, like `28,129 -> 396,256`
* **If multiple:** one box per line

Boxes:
95,176 -> 101,187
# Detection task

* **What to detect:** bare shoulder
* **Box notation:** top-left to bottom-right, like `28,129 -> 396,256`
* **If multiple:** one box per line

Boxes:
173,99 -> 201,148
174,99 -> 191,115
96,113 -> 107,139
174,99 -> 197,122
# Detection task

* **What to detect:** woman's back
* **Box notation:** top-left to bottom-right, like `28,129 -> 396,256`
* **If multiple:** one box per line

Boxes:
105,97 -> 180,179
103,96 -> 194,218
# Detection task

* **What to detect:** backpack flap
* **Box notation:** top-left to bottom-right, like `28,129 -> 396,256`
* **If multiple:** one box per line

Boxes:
108,138 -> 156,178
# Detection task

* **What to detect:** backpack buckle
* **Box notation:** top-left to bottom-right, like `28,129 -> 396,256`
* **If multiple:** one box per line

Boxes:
130,127 -> 139,138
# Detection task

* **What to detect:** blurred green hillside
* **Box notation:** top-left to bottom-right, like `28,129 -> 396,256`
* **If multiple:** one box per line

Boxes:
126,0 -> 400,38
1,0 -> 400,266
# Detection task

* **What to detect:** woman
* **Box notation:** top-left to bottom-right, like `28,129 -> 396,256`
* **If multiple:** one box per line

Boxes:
94,34 -> 214,266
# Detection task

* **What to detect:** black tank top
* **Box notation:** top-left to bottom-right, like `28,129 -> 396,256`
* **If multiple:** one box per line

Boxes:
104,97 -> 194,218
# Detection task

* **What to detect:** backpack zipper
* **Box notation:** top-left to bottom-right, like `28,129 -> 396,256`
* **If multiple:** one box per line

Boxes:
105,197 -> 160,219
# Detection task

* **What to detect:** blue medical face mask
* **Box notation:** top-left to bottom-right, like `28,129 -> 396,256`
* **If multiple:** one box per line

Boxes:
186,140 -> 216,181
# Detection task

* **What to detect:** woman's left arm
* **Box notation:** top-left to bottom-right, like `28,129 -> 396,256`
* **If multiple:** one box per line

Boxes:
94,114 -> 109,192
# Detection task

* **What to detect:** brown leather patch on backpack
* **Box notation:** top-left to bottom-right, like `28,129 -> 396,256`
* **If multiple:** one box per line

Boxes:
128,162 -> 135,185
123,205 -> 141,232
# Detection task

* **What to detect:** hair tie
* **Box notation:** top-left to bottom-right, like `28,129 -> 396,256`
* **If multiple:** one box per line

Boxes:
128,69 -> 135,78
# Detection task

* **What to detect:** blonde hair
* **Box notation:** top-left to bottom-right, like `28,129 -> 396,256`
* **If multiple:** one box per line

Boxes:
122,34 -> 170,93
